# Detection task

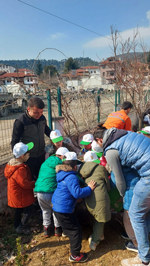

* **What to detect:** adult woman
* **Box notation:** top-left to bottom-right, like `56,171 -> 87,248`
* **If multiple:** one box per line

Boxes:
93,124 -> 150,266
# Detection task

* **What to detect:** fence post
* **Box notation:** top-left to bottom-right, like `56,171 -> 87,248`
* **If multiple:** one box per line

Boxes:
47,89 -> 52,130
118,90 -> 120,105
97,89 -> 100,122
57,87 -> 62,116
115,88 -> 117,111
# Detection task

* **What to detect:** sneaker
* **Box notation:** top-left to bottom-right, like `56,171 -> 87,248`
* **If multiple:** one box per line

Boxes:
15,224 -> 31,235
88,235 -> 97,251
121,254 -> 150,266
43,226 -> 51,238
62,232 -> 67,237
121,231 -> 131,241
55,227 -> 62,237
69,253 -> 88,263
125,241 -> 138,253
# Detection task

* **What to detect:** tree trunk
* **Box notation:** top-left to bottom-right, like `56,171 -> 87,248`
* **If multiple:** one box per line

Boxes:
138,116 -> 143,130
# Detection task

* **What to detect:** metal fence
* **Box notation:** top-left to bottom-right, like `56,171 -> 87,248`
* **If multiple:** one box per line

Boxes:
0,88 -> 124,164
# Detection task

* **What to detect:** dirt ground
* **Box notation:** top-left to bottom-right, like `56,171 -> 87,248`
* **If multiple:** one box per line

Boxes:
0,205 -> 136,266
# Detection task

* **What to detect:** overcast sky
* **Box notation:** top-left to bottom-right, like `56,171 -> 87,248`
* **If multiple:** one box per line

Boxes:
1,0 -> 150,62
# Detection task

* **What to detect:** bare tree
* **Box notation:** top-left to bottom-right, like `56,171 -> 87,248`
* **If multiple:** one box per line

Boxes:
110,25 -> 150,129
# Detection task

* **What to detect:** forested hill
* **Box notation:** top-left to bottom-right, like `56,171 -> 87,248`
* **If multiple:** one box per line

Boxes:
0,57 -> 99,73
0,53 -> 147,73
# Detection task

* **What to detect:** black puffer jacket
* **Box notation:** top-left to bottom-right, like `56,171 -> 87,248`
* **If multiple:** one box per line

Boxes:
11,111 -> 51,157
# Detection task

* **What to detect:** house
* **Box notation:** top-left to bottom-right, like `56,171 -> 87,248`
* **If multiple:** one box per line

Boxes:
0,64 -> 16,74
61,67 -> 102,90
0,69 -> 38,94
61,69 -> 89,90
81,66 -> 100,75
99,57 -> 122,85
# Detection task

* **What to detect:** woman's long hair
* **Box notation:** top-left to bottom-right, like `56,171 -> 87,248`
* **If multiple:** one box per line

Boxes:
93,123 -> 107,140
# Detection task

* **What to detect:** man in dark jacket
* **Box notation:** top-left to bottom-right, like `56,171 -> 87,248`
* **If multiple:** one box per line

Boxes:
11,97 -> 51,180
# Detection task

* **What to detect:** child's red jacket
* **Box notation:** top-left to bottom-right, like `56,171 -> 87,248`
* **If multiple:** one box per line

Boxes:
4,158 -> 35,208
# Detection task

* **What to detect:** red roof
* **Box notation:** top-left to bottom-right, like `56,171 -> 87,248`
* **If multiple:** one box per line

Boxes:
0,72 -> 37,79
17,68 -> 33,72
81,66 -> 99,69
61,69 -> 89,78
99,59 -> 122,65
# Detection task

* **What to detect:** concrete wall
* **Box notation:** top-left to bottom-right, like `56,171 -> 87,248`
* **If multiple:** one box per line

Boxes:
81,76 -> 102,89
0,163 -> 7,212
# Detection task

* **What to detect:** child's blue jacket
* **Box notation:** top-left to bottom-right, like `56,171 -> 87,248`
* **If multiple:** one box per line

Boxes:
52,164 -> 92,213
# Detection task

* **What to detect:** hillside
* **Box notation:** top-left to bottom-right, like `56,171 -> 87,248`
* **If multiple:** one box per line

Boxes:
0,57 -> 99,73
0,52 -> 148,73
117,52 -> 148,63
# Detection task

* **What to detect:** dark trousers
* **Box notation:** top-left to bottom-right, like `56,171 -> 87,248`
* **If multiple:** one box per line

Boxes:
25,153 -> 45,180
54,211 -> 82,256
14,204 -> 34,228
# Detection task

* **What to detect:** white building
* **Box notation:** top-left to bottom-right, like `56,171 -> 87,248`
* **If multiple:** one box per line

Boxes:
0,69 -> 38,94
81,66 -> 100,75
0,64 -> 16,73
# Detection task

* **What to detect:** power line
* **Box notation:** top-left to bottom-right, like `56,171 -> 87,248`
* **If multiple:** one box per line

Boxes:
18,0 -> 111,40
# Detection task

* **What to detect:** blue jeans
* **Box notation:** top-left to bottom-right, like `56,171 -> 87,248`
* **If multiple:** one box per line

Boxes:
129,177 -> 150,263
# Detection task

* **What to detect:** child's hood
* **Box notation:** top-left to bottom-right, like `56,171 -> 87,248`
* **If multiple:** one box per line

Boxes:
56,164 -> 76,182
45,155 -> 62,169
4,158 -> 24,179
79,161 -> 100,179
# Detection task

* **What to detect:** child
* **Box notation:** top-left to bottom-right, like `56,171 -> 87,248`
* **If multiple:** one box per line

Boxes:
79,151 -> 111,251
45,129 -> 74,157
4,142 -> 35,234
91,140 -> 103,158
52,152 -> 96,263
91,140 -> 108,166
34,147 -> 69,237
79,133 -> 94,155
138,126 -> 150,138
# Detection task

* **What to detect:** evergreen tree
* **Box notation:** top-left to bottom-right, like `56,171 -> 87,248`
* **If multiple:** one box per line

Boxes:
44,65 -> 58,77
36,60 -> 43,75
64,57 -> 79,73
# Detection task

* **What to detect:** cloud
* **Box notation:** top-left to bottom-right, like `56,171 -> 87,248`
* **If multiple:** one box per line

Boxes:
51,32 -> 65,40
146,10 -> 150,20
83,27 -> 150,49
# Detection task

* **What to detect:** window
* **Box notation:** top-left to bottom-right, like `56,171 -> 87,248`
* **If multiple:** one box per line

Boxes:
102,65 -> 105,69
103,72 -> 105,77
94,71 -> 96,73
110,72 -> 114,76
